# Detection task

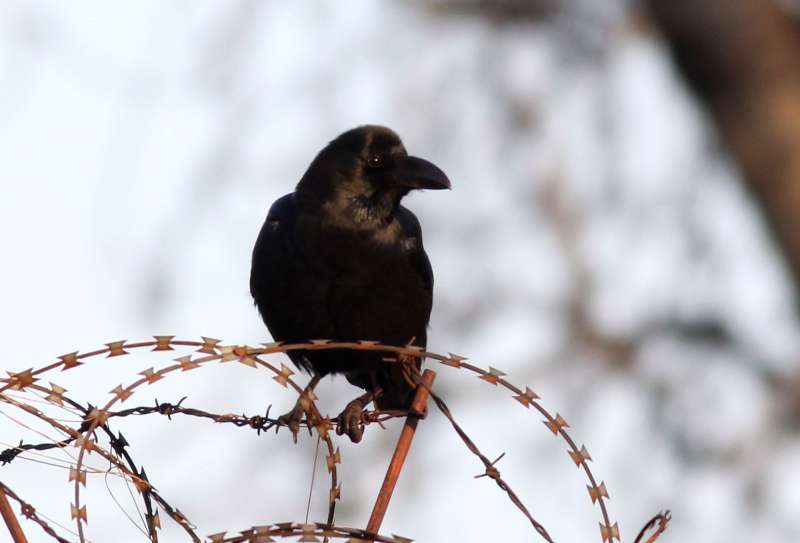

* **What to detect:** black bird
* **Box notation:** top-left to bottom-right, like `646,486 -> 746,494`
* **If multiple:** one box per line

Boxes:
250,125 -> 450,442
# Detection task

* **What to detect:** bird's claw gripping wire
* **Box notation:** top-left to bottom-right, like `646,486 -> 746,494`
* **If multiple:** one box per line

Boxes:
276,402 -> 308,443
335,390 -> 378,443
276,376 -> 320,443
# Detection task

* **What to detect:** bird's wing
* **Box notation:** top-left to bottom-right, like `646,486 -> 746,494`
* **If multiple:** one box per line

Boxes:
250,193 -> 337,372
396,205 -> 434,294
250,193 -> 294,301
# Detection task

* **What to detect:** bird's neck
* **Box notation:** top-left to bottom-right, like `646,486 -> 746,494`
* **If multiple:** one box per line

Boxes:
306,187 -> 404,232
348,189 -> 404,227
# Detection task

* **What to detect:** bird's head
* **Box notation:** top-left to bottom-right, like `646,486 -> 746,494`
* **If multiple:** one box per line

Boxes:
296,125 -> 450,228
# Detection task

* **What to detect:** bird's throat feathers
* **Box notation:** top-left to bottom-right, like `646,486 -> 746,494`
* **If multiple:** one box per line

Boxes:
346,188 -> 405,227
297,167 -> 406,240
320,185 -> 406,243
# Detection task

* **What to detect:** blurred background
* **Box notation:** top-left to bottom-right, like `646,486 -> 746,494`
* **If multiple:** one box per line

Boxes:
2,1 -> 800,542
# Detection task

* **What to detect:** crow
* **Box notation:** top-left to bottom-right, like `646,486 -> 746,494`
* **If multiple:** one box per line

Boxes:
250,125 -> 450,442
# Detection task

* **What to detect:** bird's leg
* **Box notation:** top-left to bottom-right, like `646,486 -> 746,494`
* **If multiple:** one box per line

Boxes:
335,388 -> 381,444
277,374 -> 321,443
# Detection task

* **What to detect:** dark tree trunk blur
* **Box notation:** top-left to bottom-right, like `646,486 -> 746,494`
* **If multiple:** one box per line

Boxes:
648,0 -> 800,301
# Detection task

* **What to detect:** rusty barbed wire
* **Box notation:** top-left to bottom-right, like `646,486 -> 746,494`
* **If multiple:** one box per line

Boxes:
1,398 -> 407,466
3,391 -> 553,541
423,381 -> 554,541
204,521 -> 418,542
1,388 -> 202,542
393,359 -> 554,541
2,337 -> 344,543
99,397 -> 401,434
6,384 -> 165,541
0,336 -> 671,542
0,480 -> 72,543
633,511 -> 671,543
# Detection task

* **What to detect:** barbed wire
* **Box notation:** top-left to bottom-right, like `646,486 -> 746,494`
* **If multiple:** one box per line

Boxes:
1,387 -> 201,542
1,336 -> 671,542
4,384 -> 171,540
0,481 -> 72,543
633,511 -> 671,543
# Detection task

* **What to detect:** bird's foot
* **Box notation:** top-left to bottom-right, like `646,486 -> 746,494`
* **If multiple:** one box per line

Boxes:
277,401 -> 310,443
276,375 -> 321,443
335,398 -> 368,443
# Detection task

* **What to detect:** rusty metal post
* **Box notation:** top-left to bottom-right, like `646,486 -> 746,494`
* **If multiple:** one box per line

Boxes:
0,485 -> 28,543
366,369 -> 436,535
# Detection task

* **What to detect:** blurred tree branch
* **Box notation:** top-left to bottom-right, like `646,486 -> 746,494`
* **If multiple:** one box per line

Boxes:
647,0 -> 800,301
428,0 -> 555,21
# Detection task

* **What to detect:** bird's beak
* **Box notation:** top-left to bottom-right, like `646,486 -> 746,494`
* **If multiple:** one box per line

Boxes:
395,155 -> 451,190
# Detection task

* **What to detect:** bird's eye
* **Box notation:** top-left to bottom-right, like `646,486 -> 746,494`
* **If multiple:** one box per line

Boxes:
367,154 -> 384,168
